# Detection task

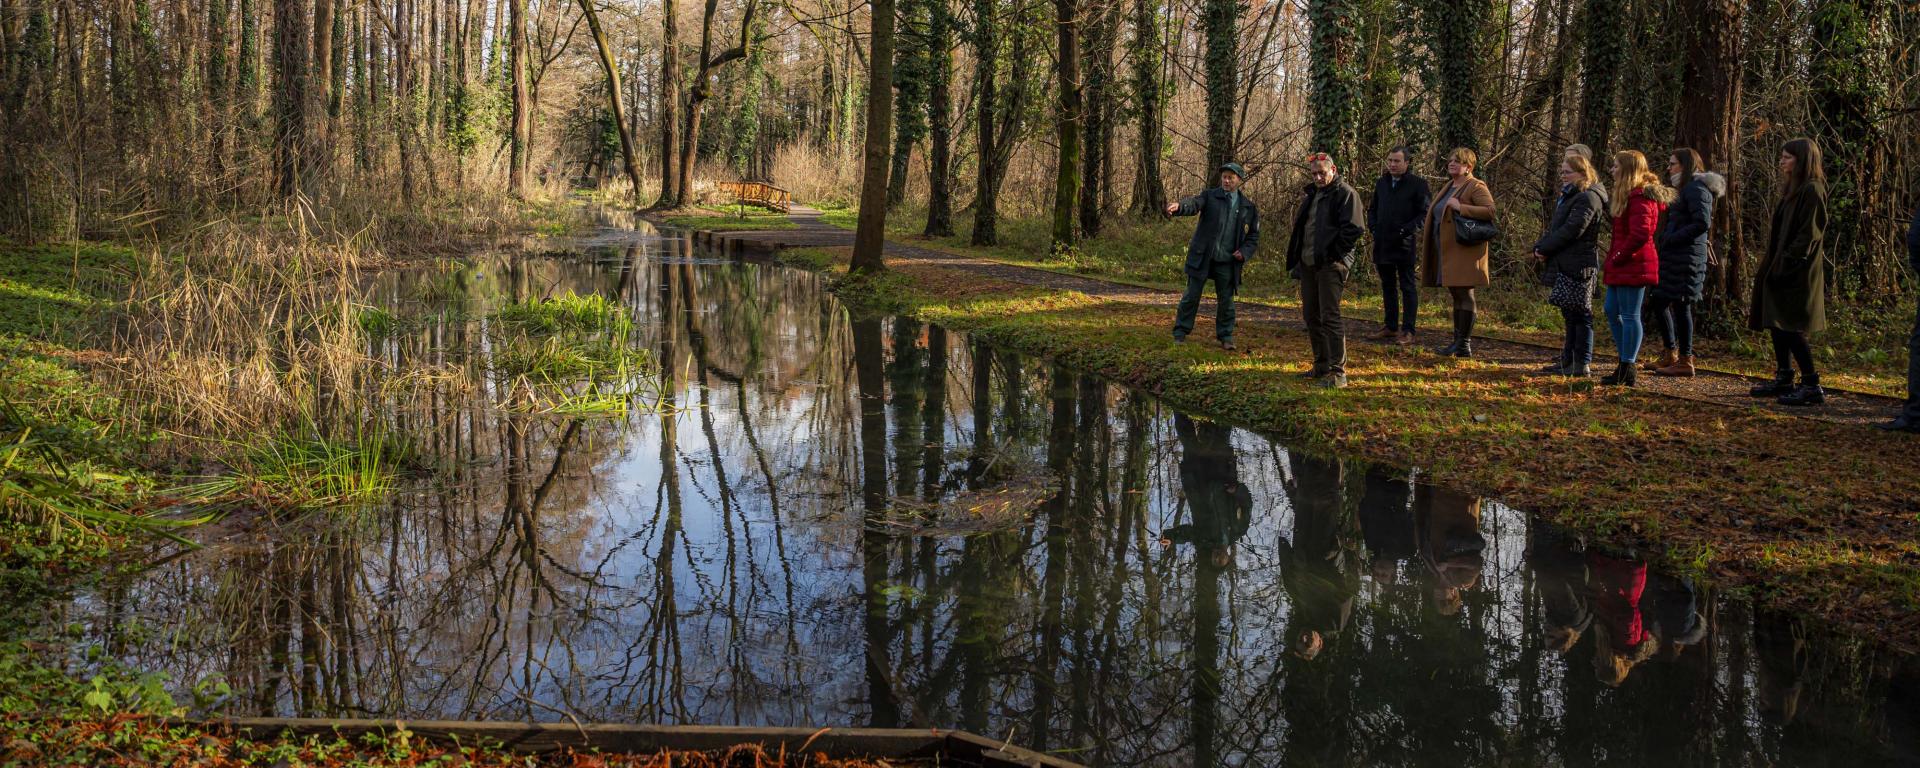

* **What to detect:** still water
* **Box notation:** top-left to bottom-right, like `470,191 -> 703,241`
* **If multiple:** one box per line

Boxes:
69,223 -> 1917,766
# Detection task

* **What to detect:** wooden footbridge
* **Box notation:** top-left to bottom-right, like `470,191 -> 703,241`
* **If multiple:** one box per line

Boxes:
715,180 -> 793,212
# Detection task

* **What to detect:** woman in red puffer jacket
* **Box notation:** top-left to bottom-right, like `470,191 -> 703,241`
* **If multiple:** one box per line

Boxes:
1599,150 -> 1673,386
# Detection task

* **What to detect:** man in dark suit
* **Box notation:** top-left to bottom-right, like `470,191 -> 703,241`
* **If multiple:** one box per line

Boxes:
1367,146 -> 1432,345
1166,162 -> 1261,350
1284,153 -> 1368,388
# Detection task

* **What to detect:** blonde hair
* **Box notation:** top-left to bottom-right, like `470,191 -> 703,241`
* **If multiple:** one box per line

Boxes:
1608,150 -> 1664,218
1563,155 -> 1596,190
1448,147 -> 1478,171
1564,143 -> 1594,161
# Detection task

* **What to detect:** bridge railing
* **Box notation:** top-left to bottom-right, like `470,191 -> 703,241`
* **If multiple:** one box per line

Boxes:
715,180 -> 792,212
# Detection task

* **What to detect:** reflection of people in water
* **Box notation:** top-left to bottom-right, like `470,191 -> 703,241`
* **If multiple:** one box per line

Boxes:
1357,466 -> 1416,584
1526,518 -> 1592,654
1161,414 -> 1253,567
1415,484 -> 1485,616
1587,550 -> 1658,686
1646,571 -> 1707,659
1163,413 -> 1250,768
1279,452 -> 1362,660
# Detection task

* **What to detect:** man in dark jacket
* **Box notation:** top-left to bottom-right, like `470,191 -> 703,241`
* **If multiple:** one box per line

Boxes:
1878,200 -> 1920,432
1166,162 -> 1261,350
1285,153 -> 1368,388
1367,147 -> 1431,345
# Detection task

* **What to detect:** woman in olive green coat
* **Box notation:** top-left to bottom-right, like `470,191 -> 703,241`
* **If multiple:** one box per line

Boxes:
1748,137 -> 1829,407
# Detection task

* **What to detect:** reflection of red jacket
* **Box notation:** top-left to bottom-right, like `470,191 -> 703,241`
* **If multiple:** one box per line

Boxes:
1604,189 -> 1666,287
1588,553 -> 1648,645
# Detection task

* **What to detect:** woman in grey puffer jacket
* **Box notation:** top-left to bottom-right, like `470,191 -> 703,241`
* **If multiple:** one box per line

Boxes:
1646,148 -> 1725,377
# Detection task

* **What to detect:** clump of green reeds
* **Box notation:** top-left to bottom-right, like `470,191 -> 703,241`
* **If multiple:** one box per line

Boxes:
492,291 -> 633,336
182,425 -> 408,512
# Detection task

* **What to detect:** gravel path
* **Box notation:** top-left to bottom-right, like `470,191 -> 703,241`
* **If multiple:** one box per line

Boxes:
686,206 -> 1906,428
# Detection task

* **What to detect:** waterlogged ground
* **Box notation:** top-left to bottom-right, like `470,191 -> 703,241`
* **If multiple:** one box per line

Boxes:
61,222 -> 1918,766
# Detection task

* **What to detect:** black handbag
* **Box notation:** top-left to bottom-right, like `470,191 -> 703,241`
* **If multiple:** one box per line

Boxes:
1455,216 -> 1499,245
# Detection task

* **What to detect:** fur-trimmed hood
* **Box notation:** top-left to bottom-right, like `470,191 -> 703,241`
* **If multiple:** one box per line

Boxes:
1669,171 -> 1727,198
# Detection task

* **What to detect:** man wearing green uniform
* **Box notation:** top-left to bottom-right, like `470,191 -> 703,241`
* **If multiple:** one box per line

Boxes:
1166,163 -> 1261,350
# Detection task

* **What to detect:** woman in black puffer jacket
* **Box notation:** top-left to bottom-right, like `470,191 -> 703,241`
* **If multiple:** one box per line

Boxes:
1645,148 -> 1724,377
1530,154 -> 1607,377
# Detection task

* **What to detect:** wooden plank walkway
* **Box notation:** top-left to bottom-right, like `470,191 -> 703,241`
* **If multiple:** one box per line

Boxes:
180,718 -> 1083,767
684,206 -> 1907,429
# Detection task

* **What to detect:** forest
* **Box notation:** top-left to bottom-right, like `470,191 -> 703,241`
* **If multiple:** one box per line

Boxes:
3,0 -> 1918,304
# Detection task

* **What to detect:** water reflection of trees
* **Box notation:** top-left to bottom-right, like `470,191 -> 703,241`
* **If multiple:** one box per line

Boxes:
70,236 -> 1919,766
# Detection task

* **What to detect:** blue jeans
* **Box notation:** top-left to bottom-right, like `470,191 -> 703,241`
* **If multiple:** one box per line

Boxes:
1604,286 -> 1647,364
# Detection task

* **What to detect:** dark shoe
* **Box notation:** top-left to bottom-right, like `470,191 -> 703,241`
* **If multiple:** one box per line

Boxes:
1539,360 -> 1568,374
1749,376 -> 1795,397
1172,335 -> 1187,345
1220,338 -> 1236,351
1371,327 -> 1398,341
1600,362 -> 1637,386
1396,331 -> 1415,346
1643,347 -> 1678,372
1317,373 -> 1348,389
1435,338 -> 1462,356
1873,415 -> 1920,433
1560,362 -> 1591,378
1453,338 -> 1473,358
1655,355 -> 1696,377
1778,385 -> 1825,407
1298,366 -> 1329,379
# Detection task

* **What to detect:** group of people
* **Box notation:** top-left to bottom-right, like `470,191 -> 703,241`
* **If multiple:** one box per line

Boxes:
1164,139 -> 1920,431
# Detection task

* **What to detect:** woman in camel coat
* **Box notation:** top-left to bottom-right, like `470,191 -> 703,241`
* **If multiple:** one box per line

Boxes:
1421,146 -> 1497,357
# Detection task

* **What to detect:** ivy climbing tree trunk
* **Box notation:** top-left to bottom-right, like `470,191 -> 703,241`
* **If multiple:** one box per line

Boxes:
1576,0 -> 1624,157
1308,0 -> 1360,161
1127,0 -> 1164,216
922,0 -> 954,236
1430,0 -> 1484,153
1810,0 -> 1892,296
1353,0 -> 1398,173
970,0 -> 1033,246
272,0 -> 309,198
851,0 -> 897,273
1049,0 -> 1082,253
888,0 -> 930,207
1671,0 -> 1742,310
507,0 -> 528,195
1201,0 -> 1235,176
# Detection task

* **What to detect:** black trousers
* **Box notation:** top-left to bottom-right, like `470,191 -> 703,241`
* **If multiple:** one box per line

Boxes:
1770,329 -> 1818,386
1377,262 -> 1418,332
1647,295 -> 1694,357
1560,304 -> 1594,367
1175,259 -> 1238,341
1300,262 -> 1349,374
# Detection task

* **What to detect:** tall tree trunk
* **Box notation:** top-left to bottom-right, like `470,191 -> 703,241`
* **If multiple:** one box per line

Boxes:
851,0 -> 897,273
969,0 -> 1001,245
273,0 -> 310,198
677,0 -> 757,206
1076,0 -> 1113,237
1432,0 -> 1484,153
656,0 -> 680,206
311,0 -> 334,185
1049,0 -> 1081,252
1307,0 -> 1358,161
575,0 -> 645,199
1127,0 -> 1164,216
888,0 -> 929,207
922,0 -> 954,236
1200,0 -> 1234,177
1810,0 -> 1891,297
507,0 -> 528,195
1671,0 -> 1743,311
1575,0 -> 1623,157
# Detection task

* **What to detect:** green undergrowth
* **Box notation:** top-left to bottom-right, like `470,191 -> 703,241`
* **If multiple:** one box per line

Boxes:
180,428 -> 408,513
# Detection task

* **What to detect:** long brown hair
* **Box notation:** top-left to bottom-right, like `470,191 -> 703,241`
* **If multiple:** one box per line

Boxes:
1781,137 -> 1825,197
1609,150 -> 1662,218
1671,147 -> 1703,190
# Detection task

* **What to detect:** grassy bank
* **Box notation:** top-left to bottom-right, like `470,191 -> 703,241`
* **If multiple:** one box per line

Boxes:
838,205 -> 1917,398
0,195 -> 587,750
782,243 -> 1920,651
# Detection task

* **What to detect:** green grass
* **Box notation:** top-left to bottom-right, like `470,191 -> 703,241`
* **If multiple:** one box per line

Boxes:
181,428 -> 406,512
493,291 -> 633,336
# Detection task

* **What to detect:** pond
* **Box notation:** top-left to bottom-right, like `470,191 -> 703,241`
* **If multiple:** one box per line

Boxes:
64,221 -> 1918,766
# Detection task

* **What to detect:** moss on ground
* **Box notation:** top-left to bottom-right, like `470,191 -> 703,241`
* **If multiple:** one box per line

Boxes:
780,244 -> 1920,650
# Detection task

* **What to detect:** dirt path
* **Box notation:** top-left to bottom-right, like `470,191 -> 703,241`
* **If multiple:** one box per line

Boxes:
690,206 -> 1906,428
